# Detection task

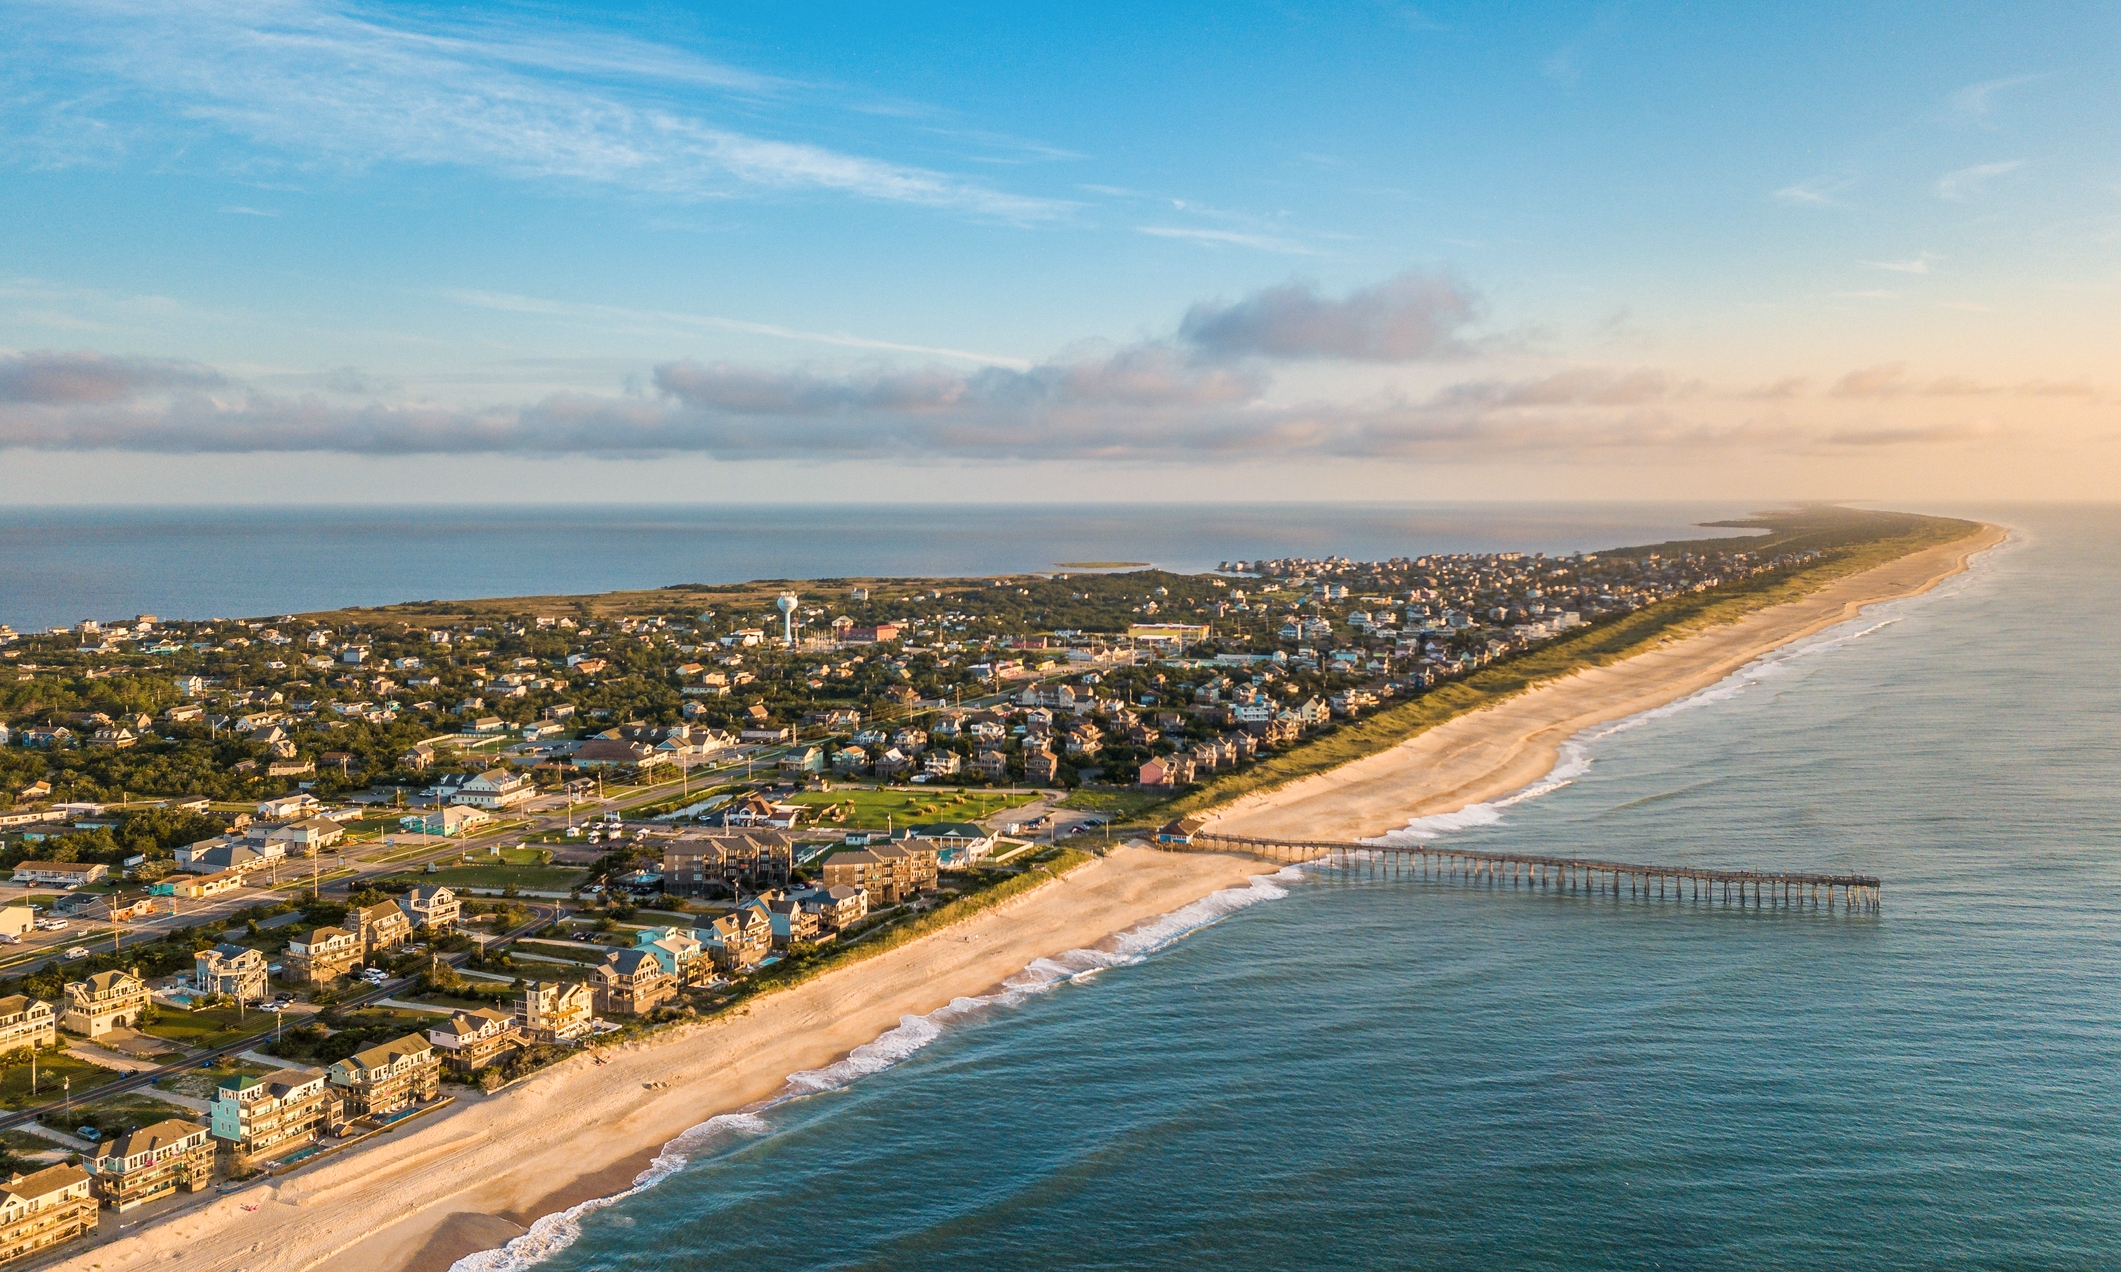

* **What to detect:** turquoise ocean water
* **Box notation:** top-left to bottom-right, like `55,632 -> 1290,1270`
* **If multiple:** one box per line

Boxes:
469,508 -> 2118,1271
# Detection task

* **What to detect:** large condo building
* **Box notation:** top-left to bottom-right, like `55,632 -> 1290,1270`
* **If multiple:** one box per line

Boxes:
209,1068 -> 344,1169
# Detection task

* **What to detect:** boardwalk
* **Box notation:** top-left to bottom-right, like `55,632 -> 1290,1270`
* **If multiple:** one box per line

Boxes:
1182,832 -> 1881,912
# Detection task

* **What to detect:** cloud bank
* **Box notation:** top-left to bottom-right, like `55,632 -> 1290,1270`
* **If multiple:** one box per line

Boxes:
1179,271 -> 1478,361
0,274 -> 2084,464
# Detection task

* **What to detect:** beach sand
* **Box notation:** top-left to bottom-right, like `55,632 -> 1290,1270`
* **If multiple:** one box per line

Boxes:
60,521 -> 2002,1272
1210,522 -> 2006,843
60,848 -> 1277,1272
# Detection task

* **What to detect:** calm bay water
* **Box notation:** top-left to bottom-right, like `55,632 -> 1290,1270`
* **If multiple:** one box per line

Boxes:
0,502 -> 1760,632
478,507 -> 2121,1271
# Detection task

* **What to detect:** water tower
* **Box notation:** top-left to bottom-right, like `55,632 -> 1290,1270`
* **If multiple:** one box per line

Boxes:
776,593 -> 799,647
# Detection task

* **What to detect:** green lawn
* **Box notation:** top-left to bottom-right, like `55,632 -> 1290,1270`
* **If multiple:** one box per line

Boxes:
788,788 -> 1036,829
143,1004 -> 271,1050
0,1049 -> 122,1110
424,864 -> 588,892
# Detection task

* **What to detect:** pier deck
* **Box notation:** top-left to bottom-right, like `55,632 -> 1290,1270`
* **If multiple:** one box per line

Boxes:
1180,832 -> 1881,911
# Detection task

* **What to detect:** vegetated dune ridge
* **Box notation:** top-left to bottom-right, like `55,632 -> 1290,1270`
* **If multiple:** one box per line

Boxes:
60,521 -> 2000,1272
1209,522 -> 2006,843
55,848 -> 1279,1272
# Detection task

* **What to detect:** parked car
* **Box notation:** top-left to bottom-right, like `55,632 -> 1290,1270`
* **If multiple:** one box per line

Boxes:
76,1127 -> 100,1142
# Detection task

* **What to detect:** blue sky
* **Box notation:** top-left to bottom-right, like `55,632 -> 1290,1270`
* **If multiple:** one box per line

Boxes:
1,0 -> 2116,502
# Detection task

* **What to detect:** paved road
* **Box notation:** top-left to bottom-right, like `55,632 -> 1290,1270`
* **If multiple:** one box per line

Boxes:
0,904 -> 556,1134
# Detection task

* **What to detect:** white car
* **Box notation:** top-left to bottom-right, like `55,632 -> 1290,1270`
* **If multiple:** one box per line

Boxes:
64,947 -> 89,959
37,920 -> 67,931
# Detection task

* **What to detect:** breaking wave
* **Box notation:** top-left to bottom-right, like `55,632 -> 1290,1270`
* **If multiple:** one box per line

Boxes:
452,868 -> 1299,1271
1367,525 -> 2011,848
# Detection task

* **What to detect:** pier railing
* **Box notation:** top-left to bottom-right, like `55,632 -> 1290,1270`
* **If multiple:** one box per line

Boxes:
1179,832 -> 1880,912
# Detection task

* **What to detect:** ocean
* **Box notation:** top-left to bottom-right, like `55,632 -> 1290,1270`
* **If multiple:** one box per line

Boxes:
0,502 -> 1763,632
463,506 -> 2121,1271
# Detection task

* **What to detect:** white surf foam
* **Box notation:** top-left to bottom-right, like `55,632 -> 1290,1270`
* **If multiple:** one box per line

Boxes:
451,868 -> 1298,1272
1367,528 -> 2012,848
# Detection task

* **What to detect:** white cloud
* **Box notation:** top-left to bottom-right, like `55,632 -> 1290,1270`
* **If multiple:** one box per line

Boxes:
1859,253 -> 1938,274
1136,227 -> 1325,256
1947,73 -> 2052,122
10,0 -> 1073,222
1773,175 -> 1854,208
1936,160 -> 2024,201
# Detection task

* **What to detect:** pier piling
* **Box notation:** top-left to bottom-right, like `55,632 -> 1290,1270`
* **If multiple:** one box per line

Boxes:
1173,833 -> 1882,913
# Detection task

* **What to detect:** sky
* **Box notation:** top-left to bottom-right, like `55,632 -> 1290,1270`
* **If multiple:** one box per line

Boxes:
0,0 -> 2116,504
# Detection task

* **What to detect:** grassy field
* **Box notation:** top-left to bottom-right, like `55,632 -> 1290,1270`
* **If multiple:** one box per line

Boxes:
156,1059 -> 276,1101
424,863 -> 589,891
440,846 -> 556,867
57,1091 -> 200,1141
1162,509 -> 1982,819
788,788 -> 1037,829
143,1004 -> 270,1050
0,1049 -> 122,1110
1057,788 -> 1175,823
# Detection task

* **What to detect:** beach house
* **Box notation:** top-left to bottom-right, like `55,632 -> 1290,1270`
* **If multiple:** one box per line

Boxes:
284,926 -> 363,983
426,1008 -> 522,1076
397,885 -> 461,932
328,1034 -> 441,1119
210,1069 -> 344,1168
355,901 -> 414,958
60,969 -> 149,1039
705,906 -> 774,971
83,1120 -> 215,1211
634,927 -> 706,982
0,1165 -> 96,1264
193,944 -> 269,1003
515,980 -> 595,1043
0,996 -> 55,1057
591,948 -> 676,1016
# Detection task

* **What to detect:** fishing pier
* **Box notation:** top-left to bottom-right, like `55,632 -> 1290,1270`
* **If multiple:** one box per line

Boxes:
1182,832 -> 1881,912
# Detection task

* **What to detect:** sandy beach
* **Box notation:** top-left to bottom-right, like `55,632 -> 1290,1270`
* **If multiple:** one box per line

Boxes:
1211,522 -> 2006,843
57,521 -> 2002,1272
57,848 -> 1278,1272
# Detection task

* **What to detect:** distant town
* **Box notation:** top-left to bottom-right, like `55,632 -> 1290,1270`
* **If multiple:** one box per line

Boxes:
0,534 -> 1818,1263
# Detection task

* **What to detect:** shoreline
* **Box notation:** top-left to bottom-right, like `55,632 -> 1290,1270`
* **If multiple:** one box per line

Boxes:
1209,522 -> 2005,843
58,521 -> 2004,1272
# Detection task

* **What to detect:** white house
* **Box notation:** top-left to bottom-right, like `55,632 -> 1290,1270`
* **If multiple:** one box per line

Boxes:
450,769 -> 535,810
